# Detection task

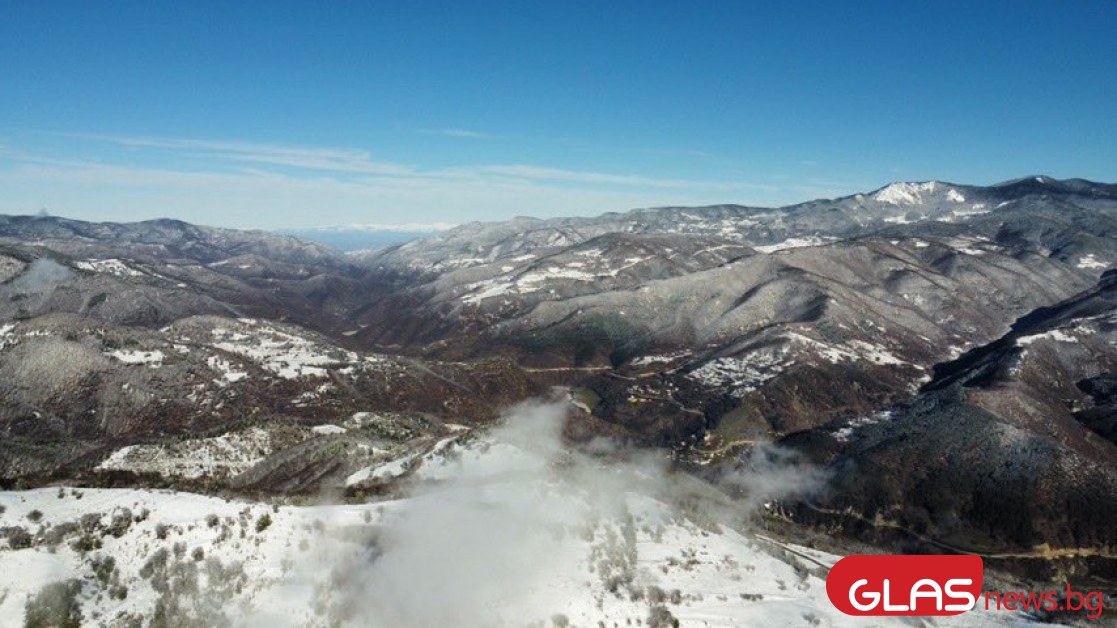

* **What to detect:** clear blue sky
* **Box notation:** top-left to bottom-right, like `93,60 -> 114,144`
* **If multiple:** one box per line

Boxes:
1,1 -> 1114,229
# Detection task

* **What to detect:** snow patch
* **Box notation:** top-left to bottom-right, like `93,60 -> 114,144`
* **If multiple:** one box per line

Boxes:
109,349 -> 165,366
630,351 -> 691,367
833,410 -> 895,442
687,347 -> 790,397
207,355 -> 248,384
1016,329 -> 1078,346
1077,254 -> 1108,269
311,424 -> 347,435
947,235 -> 992,256
462,256 -> 649,304
74,258 -> 144,277
0,323 -> 16,350
96,427 -> 274,479
873,181 -> 965,206
201,319 -> 367,379
753,236 -> 835,253
883,214 -> 924,225
786,333 -> 907,366
874,181 -> 938,205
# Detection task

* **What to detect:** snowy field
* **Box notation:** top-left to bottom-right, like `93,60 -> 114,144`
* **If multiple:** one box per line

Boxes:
0,402 -> 1043,627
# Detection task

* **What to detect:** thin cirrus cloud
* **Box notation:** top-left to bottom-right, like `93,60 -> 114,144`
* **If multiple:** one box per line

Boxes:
462,164 -> 777,191
417,128 -> 494,139
31,133 -> 774,193
66,133 -> 414,175
58,133 -> 745,190
0,133 -> 843,228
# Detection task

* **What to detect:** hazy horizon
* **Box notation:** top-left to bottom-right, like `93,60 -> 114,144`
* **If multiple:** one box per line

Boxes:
6,172 -> 1112,237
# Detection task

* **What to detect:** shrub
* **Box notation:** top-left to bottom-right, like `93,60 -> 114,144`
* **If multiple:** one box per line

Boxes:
27,509 -> 43,523
255,513 -> 272,533
91,554 -> 116,586
106,508 -> 133,538
79,513 -> 102,533
43,521 -> 79,548
647,606 -> 680,628
24,579 -> 83,628
140,548 -> 169,580
70,534 -> 102,553
7,526 -> 32,549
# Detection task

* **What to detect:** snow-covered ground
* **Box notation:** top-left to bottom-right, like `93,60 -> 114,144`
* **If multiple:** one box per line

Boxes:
753,236 -> 835,253
96,427 -> 278,480
108,349 -> 165,366
832,410 -> 895,443
0,322 -> 17,350
0,402 -> 1044,627
873,181 -> 964,206
688,347 -> 791,398
1016,328 -> 1080,346
946,235 -> 994,256
461,255 -> 650,305
687,332 -> 915,398
1078,254 -> 1108,270
206,355 -> 248,384
74,258 -> 146,277
170,317 -> 381,380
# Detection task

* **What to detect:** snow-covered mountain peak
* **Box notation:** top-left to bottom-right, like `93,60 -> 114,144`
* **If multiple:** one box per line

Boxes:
873,181 -> 965,205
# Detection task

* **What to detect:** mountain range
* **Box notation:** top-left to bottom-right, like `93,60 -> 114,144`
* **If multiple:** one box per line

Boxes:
2,176 -> 1116,625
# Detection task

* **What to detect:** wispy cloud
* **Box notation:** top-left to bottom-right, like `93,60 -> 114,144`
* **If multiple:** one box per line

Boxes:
37,133 -> 777,192
0,134 -> 841,228
62,133 -> 413,175
457,164 -> 778,191
418,128 -> 494,139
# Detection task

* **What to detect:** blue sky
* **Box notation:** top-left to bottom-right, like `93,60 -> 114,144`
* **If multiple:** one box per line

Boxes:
0,1 -> 1114,229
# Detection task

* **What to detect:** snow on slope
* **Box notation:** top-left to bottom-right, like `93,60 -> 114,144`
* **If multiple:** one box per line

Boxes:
753,236 -> 836,253
1078,254 -> 1108,270
108,349 -> 165,366
170,317 -> 381,380
461,255 -> 650,305
687,332 -> 914,398
1,401 -> 1040,627
96,427 -> 277,480
0,322 -> 17,350
74,258 -> 145,277
873,181 -> 965,206
689,348 -> 791,398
